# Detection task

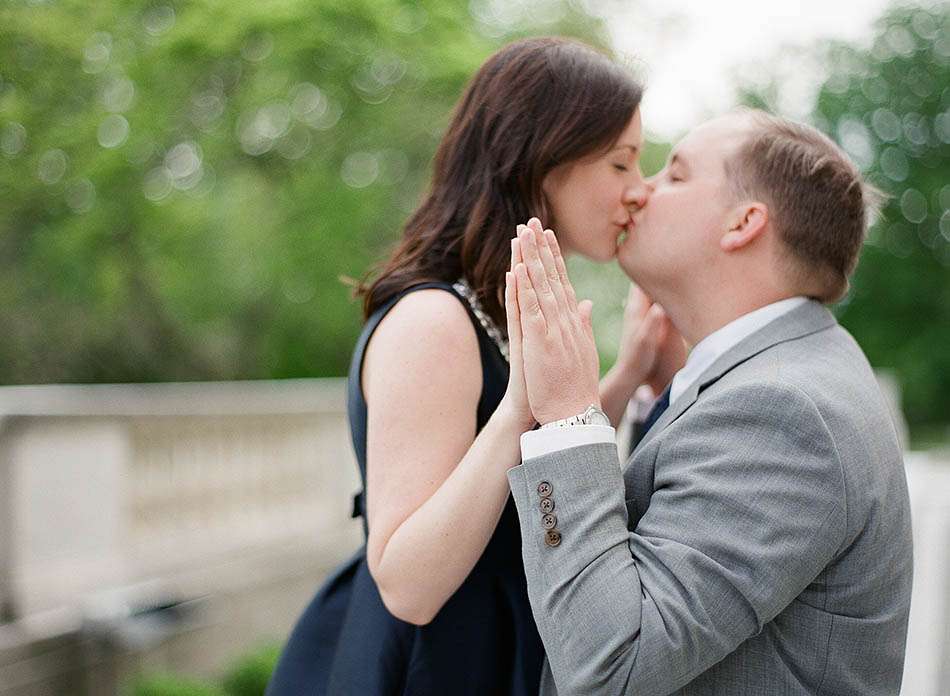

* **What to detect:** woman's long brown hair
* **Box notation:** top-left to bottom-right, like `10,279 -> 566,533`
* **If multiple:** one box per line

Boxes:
357,37 -> 644,328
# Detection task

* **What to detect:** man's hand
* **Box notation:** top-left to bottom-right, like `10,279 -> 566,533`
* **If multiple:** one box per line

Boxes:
513,218 -> 601,426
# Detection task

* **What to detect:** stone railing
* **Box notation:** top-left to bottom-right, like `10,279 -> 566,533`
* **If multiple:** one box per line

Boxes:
0,380 -> 362,622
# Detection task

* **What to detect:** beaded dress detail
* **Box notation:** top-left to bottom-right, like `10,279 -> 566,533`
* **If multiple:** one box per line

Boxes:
452,279 -> 510,363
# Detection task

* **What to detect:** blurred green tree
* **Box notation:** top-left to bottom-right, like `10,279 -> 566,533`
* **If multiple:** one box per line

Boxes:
737,2 -> 950,438
0,0 -> 605,383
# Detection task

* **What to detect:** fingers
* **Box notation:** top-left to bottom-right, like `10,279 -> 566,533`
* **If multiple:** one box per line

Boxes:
504,271 -> 523,365
629,283 -> 654,306
514,260 -> 546,336
643,303 -> 666,334
545,229 -> 578,311
536,229 -> 571,316
577,299 -> 595,341
511,235 -> 523,272
625,284 -> 650,321
518,224 -> 559,336
656,311 -> 670,346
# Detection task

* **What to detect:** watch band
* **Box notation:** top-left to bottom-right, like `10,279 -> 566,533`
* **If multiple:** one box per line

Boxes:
540,404 -> 610,429
541,413 -> 584,428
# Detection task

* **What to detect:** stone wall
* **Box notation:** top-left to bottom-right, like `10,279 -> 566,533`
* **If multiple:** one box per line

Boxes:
0,380 -> 362,695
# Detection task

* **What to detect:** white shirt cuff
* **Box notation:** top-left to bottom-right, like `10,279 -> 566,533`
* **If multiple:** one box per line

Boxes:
520,425 -> 616,460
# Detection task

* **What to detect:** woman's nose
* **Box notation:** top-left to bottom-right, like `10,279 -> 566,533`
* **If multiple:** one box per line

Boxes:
624,177 -> 652,209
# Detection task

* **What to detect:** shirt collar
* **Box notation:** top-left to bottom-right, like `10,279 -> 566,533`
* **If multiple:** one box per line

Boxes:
669,296 -> 810,404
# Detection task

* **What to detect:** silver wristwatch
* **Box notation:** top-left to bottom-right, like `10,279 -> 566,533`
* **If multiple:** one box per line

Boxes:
540,404 -> 611,429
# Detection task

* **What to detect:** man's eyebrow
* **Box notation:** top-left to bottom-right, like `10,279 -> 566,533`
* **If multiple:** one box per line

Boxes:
669,152 -> 689,170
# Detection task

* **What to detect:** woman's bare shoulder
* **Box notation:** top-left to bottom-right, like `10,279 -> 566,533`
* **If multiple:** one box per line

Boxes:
364,289 -> 481,396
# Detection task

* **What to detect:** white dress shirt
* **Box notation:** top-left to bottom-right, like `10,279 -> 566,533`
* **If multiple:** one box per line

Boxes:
521,296 -> 809,460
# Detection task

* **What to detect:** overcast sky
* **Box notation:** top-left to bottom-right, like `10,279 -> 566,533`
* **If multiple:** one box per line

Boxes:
600,0 -> 902,139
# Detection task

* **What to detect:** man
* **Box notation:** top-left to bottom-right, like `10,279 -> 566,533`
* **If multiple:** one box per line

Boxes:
504,110 -> 913,695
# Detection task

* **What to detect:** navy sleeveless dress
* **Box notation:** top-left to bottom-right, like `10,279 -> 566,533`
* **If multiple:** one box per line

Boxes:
267,282 -> 544,696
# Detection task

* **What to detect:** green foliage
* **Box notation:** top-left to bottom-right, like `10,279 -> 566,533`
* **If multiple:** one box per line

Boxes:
130,673 -> 226,696
823,4 -> 950,431
817,4 -> 950,432
737,2 -> 950,433
220,643 -> 281,696
127,642 -> 280,696
7,0 -> 944,438
0,0 -> 605,383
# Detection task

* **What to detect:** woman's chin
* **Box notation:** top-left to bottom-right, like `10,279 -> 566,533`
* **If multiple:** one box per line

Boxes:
579,247 -> 616,263
599,239 -> 621,262
569,236 -> 619,263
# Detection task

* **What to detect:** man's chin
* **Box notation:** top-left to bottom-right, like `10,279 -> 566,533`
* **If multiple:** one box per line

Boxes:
614,245 -> 641,280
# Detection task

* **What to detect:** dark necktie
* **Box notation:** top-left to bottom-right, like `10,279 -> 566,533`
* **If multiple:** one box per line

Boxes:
630,384 -> 672,452
641,384 -> 672,436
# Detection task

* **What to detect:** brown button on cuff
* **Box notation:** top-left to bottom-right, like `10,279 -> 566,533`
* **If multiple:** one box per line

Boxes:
539,497 -> 555,514
537,481 -> 552,497
541,513 -> 557,530
544,529 -> 562,547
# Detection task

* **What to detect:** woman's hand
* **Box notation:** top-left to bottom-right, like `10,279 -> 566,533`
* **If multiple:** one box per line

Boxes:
496,228 -> 537,433
512,219 -> 601,426
612,285 -> 669,392
600,285 -> 686,425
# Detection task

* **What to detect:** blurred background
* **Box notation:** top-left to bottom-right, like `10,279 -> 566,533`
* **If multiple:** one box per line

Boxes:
1,1 -> 947,694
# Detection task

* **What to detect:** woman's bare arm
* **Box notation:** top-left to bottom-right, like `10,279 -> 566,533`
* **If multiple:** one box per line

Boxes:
363,289 -> 524,625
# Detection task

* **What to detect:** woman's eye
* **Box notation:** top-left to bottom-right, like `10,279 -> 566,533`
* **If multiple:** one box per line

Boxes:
613,164 -> 629,172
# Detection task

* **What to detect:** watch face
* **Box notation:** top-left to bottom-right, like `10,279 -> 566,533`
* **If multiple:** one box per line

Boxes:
586,406 -> 611,427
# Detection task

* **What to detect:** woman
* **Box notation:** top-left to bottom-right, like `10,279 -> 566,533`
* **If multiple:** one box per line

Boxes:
267,36 -> 675,696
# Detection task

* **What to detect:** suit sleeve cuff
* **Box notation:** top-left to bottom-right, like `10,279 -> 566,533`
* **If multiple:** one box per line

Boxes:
521,424 -> 615,460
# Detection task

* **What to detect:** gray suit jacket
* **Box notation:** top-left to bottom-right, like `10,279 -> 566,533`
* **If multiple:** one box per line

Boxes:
508,300 -> 913,695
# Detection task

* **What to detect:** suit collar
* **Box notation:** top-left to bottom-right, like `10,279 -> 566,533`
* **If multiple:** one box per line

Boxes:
635,299 -> 837,452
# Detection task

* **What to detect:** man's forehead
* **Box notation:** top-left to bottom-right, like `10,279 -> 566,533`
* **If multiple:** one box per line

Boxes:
672,115 -> 751,165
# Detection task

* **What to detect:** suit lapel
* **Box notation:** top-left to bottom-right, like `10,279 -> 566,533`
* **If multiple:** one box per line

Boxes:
632,300 -> 837,455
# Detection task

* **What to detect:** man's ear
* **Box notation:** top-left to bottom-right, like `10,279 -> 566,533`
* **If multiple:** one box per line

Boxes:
720,203 -> 768,252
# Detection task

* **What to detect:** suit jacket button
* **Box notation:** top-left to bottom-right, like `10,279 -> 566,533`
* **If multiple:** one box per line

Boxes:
537,481 -> 552,497
540,497 -> 555,513
541,513 -> 557,530
544,529 -> 561,547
